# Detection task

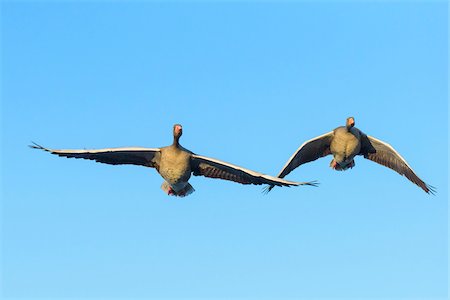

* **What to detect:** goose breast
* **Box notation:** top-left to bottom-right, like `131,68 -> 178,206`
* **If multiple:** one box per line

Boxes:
330,127 -> 361,162
158,147 -> 192,191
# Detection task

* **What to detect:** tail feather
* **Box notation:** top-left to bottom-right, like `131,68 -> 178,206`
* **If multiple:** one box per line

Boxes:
178,183 -> 195,197
161,182 -> 195,197
330,159 -> 354,171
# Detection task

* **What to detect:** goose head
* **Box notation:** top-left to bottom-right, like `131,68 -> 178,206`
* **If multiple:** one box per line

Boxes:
173,124 -> 183,145
346,117 -> 355,130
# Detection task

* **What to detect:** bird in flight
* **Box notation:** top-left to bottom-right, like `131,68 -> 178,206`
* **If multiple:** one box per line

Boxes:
265,117 -> 434,194
31,124 -> 317,197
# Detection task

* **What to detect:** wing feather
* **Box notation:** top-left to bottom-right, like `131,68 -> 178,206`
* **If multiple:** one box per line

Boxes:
361,136 -> 435,194
276,131 -> 334,179
30,142 -> 160,168
264,132 -> 332,193
191,154 -> 317,187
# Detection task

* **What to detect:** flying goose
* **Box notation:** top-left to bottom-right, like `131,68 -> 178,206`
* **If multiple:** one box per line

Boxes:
31,124 -> 317,197
265,117 -> 435,194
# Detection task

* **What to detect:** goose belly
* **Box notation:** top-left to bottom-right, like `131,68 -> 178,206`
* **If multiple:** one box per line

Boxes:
158,154 -> 192,192
330,129 -> 361,163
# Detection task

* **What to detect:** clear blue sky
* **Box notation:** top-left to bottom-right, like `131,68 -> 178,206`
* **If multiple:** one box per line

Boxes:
1,1 -> 448,299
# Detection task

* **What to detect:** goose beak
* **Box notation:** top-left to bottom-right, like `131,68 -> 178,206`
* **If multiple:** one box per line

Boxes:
174,125 -> 182,135
348,118 -> 355,127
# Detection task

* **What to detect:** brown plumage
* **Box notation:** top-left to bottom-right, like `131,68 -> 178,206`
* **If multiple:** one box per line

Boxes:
31,124 -> 317,197
266,117 -> 435,194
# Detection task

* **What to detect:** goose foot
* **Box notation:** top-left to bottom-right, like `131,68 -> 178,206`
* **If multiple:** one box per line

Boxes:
167,186 -> 186,197
167,187 -> 176,196
330,160 -> 345,171
162,182 -> 195,197
330,160 -> 338,169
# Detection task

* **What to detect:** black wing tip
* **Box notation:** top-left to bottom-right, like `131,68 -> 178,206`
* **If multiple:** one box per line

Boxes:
425,184 -> 437,195
262,180 -> 319,194
262,185 -> 275,195
29,141 -> 45,150
281,179 -> 319,188
304,180 -> 319,187
291,180 -> 319,187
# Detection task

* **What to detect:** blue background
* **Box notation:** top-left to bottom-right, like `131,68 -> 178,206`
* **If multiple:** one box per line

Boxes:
1,1 -> 448,299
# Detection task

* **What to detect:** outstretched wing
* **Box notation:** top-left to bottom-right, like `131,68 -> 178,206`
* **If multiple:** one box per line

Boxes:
264,132 -> 332,193
359,136 -> 435,194
191,154 -> 317,187
30,142 -> 161,168
276,131 -> 334,179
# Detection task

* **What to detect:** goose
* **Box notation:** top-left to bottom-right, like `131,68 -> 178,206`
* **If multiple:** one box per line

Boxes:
265,117 -> 435,194
31,124 -> 317,197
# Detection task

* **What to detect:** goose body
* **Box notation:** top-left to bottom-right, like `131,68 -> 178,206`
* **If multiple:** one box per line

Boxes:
266,117 -> 435,194
158,144 -> 193,195
31,124 -> 317,197
330,125 -> 361,170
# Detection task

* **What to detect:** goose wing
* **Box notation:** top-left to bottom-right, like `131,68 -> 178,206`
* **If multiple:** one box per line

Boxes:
191,154 -> 317,187
359,136 -> 435,194
264,132 -> 332,192
276,131 -> 334,179
30,142 -> 160,168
